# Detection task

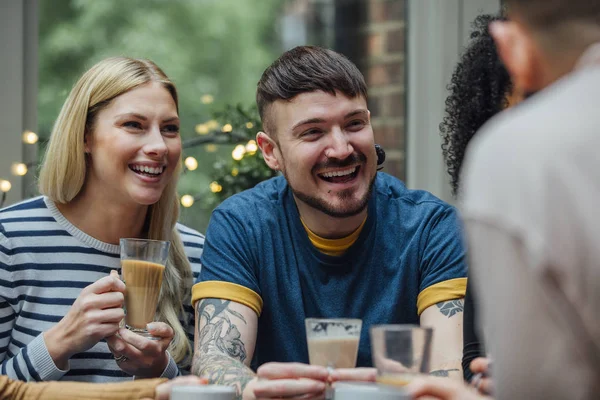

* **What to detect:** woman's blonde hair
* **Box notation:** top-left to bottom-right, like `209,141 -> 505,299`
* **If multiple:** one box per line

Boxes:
38,57 -> 193,365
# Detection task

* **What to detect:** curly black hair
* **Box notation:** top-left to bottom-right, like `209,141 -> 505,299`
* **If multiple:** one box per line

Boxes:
440,14 -> 512,195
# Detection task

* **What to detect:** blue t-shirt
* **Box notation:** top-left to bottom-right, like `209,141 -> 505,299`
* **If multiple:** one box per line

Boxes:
193,173 -> 467,368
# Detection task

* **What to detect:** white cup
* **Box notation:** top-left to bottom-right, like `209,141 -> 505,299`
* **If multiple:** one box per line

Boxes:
334,382 -> 410,400
170,385 -> 236,400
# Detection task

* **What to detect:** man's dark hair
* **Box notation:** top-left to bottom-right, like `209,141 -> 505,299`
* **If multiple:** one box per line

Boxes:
505,0 -> 600,29
256,45 -> 368,134
440,14 -> 512,196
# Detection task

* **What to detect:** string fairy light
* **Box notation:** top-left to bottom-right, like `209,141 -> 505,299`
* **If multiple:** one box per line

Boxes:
11,163 -> 28,176
184,156 -> 198,171
245,140 -> 258,154
0,180 -> 11,209
0,180 -> 11,192
22,131 -> 39,144
206,120 -> 220,130
180,195 -> 194,208
232,144 -> 246,161
195,124 -> 209,135
209,181 -> 223,193
201,94 -> 214,104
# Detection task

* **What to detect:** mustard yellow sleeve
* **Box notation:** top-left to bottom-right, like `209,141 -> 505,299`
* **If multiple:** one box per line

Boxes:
192,281 -> 263,316
0,375 -> 166,400
417,278 -> 467,315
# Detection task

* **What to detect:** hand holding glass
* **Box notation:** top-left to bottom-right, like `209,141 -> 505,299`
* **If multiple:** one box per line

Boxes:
120,238 -> 169,339
370,325 -> 433,387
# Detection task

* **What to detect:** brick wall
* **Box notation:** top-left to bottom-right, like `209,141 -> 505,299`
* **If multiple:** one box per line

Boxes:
334,0 -> 406,180
364,0 -> 406,180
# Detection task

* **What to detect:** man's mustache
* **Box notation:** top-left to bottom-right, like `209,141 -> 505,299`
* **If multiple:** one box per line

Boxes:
313,153 -> 366,172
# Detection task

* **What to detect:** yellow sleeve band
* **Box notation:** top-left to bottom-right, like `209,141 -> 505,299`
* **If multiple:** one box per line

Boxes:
417,277 -> 467,315
191,281 -> 263,316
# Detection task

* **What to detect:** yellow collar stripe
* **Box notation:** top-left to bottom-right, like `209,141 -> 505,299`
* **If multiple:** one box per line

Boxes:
301,216 -> 367,256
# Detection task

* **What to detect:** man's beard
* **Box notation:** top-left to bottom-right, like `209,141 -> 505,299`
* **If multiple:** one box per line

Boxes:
290,175 -> 376,218
279,151 -> 376,218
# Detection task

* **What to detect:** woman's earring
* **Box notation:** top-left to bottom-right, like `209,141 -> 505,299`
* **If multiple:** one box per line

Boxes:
375,144 -> 385,170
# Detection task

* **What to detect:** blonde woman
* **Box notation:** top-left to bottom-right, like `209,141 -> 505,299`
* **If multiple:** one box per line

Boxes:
0,57 -> 203,382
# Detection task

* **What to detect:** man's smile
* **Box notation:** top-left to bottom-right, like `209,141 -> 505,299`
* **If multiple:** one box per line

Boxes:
317,166 -> 360,184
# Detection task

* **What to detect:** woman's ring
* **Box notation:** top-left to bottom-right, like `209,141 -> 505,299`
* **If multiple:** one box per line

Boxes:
471,373 -> 482,390
114,354 -> 128,363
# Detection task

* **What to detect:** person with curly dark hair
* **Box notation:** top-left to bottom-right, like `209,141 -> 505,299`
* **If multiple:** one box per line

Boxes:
440,13 -> 523,395
440,14 -> 515,197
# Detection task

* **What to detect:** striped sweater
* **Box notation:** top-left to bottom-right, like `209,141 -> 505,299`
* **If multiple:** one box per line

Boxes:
0,197 -> 204,383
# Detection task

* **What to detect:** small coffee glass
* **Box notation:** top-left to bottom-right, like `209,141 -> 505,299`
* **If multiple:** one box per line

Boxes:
305,318 -> 362,369
171,385 -> 236,400
334,382 -> 410,400
370,325 -> 433,387
305,318 -> 362,400
120,238 -> 170,339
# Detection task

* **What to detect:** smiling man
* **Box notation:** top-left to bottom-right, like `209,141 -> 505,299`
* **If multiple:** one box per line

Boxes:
191,46 -> 467,400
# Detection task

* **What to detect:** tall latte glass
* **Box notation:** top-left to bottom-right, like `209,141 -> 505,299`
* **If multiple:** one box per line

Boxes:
120,238 -> 169,339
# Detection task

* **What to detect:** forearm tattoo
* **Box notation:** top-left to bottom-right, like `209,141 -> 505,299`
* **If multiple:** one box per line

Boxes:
192,299 -> 255,398
436,299 -> 464,318
430,368 -> 460,377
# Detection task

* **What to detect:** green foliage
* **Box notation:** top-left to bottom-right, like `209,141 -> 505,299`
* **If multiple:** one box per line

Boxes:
211,151 -> 278,203
39,0 -> 283,138
198,104 -> 277,207
178,103 -> 278,229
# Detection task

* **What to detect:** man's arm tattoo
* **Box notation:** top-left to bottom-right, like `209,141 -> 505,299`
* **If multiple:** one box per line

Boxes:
430,369 -> 460,377
193,351 -> 254,394
436,299 -> 464,318
197,298 -> 248,362
192,299 -> 255,398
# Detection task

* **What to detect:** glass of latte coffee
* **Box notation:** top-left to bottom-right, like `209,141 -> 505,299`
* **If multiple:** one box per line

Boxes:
305,318 -> 362,369
119,238 -> 170,339
370,325 -> 433,387
306,318 -> 362,400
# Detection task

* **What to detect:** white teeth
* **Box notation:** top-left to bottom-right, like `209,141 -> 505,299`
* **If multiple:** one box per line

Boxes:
131,165 -> 164,175
321,167 -> 356,178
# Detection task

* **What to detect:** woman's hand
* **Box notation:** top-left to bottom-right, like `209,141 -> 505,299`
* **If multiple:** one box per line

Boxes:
469,357 -> 494,395
106,323 -> 174,378
407,376 -> 492,400
44,272 -> 125,369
